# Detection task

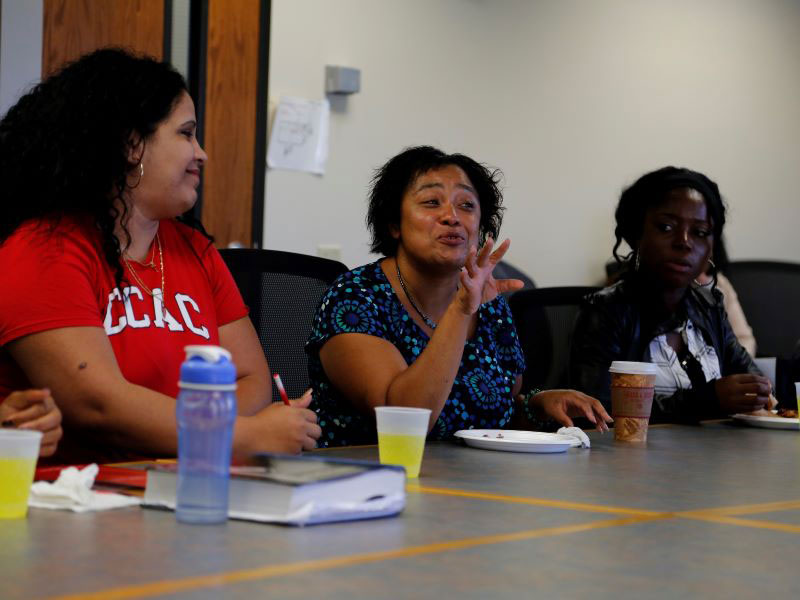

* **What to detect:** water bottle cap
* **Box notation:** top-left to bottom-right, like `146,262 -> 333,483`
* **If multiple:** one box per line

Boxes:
179,345 -> 237,387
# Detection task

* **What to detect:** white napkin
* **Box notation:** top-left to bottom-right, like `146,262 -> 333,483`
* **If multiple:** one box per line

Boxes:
556,426 -> 591,449
28,464 -> 141,512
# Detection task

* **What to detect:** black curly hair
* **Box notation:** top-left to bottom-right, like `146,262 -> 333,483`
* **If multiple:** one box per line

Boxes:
0,47 -> 206,286
366,146 -> 505,257
613,166 -> 727,267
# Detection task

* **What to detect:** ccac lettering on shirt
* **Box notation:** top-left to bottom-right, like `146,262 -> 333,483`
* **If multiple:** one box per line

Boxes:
104,286 -> 210,339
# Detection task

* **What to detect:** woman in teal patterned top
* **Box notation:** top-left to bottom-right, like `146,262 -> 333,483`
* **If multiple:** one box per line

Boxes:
306,146 -> 610,447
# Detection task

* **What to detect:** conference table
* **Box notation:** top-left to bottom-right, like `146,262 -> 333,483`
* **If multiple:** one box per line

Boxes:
3,422 -> 800,599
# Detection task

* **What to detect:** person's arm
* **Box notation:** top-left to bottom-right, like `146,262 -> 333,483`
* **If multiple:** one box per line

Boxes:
320,239 -> 522,429
716,298 -> 762,378
203,235 -> 273,415
568,292 -> 713,424
652,306 -> 768,421
320,302 -> 472,429
569,299 -> 624,412
711,300 -> 770,415
218,316 -> 270,415
716,273 -> 756,357
510,381 -> 611,433
569,293 -> 697,422
217,316 -> 320,453
0,389 -> 62,457
8,326 -> 319,458
8,327 -> 182,455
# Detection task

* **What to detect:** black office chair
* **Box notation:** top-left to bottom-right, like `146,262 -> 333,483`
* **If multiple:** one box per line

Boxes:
724,260 -> 800,357
508,286 -> 599,391
219,248 -> 349,399
493,260 -> 536,297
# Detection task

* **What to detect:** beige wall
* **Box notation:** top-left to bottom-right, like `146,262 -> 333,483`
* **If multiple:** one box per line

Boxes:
264,0 -> 800,285
0,0 -> 43,116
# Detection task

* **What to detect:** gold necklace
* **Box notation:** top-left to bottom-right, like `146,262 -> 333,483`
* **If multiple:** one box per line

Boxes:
126,236 -> 157,268
123,233 -> 165,299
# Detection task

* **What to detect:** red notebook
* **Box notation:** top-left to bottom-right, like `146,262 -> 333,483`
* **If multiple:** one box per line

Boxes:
34,461 -> 173,489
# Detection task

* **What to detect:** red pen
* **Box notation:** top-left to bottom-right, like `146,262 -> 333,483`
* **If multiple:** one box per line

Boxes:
273,374 -> 291,406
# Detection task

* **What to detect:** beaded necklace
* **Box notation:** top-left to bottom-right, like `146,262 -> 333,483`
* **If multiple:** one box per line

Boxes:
395,261 -> 437,329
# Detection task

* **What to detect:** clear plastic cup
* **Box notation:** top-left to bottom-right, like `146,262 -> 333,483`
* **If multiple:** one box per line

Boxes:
795,383 -> 800,429
609,361 -> 658,443
375,407 -> 431,478
0,429 -> 42,518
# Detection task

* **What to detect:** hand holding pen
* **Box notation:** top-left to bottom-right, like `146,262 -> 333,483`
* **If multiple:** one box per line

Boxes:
273,373 -> 315,410
273,374 -> 292,406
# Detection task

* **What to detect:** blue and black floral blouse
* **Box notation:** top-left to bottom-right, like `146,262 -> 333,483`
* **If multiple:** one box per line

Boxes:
306,260 -> 526,447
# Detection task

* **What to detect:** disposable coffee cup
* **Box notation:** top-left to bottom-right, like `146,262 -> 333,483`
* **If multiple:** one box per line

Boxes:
374,407 -> 431,478
609,361 -> 658,443
0,429 -> 42,519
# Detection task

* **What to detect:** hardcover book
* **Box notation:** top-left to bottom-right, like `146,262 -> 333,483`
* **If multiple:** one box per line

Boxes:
142,453 -> 406,526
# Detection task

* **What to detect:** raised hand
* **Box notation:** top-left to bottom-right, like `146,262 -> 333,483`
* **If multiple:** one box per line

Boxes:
456,238 -> 523,315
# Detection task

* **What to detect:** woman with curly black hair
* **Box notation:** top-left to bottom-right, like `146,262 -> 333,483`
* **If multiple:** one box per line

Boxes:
306,146 -> 610,447
0,48 -> 319,462
570,166 -> 769,423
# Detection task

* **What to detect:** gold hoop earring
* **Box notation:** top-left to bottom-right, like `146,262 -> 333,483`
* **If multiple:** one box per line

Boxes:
130,162 -> 144,188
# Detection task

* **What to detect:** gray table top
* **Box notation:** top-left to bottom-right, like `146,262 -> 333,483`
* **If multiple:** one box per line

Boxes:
3,422 -> 800,599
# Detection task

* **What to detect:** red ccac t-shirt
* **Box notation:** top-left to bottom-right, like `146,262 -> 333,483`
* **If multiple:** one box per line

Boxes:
0,217 -> 248,405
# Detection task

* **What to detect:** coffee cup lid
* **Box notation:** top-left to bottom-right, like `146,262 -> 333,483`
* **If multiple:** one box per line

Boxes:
609,361 -> 658,375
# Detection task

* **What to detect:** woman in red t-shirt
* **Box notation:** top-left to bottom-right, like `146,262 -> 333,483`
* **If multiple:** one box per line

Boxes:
0,48 -> 319,462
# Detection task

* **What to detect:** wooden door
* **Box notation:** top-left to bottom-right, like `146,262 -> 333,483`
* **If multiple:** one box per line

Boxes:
200,0 -> 267,248
43,0 -> 165,76
41,0 -> 267,248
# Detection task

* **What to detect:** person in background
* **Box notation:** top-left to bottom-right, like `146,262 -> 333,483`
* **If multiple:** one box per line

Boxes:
307,146 -> 610,447
570,166 -> 769,423
694,237 -> 756,357
605,236 -> 757,357
0,389 -> 62,457
0,48 -> 319,463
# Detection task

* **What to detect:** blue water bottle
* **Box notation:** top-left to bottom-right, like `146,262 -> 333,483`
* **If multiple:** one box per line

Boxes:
175,345 -> 237,524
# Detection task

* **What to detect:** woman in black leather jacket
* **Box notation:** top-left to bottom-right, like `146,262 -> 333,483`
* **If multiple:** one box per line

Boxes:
570,167 -> 770,423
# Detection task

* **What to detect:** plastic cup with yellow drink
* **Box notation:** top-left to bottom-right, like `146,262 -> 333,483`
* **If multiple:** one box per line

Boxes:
0,429 -> 42,518
795,383 -> 800,430
375,406 -> 431,478
609,361 -> 658,443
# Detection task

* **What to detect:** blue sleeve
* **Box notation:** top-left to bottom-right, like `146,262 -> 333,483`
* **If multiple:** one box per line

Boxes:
307,269 -> 389,351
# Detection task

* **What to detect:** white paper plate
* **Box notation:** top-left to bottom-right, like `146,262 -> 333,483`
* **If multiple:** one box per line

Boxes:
731,413 -> 800,430
453,429 -> 577,453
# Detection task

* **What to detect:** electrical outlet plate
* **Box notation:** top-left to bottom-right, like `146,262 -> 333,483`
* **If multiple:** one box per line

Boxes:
317,244 -> 342,261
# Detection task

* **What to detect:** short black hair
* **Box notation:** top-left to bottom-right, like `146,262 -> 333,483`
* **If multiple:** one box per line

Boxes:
366,146 -> 504,256
613,166 -> 727,265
